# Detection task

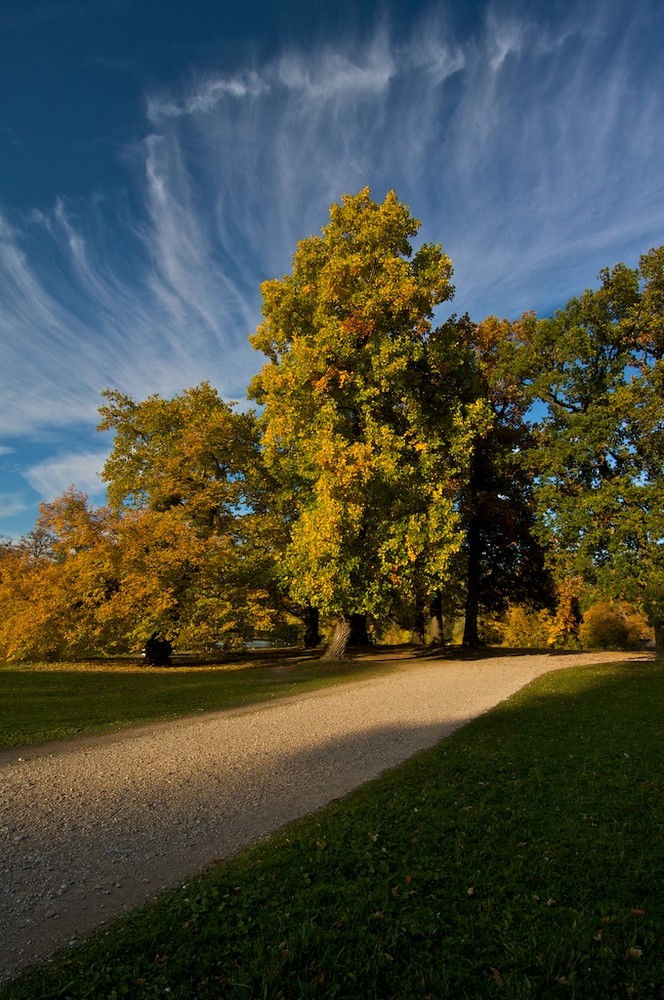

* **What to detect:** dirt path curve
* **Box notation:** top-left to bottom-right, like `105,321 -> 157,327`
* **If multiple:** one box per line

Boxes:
0,650 -> 647,981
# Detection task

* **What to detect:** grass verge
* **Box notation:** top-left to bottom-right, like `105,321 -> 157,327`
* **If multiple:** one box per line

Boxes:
2,660 -> 662,999
0,654 -> 399,750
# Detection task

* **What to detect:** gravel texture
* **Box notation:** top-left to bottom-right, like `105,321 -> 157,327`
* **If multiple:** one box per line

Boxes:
0,650 -> 647,981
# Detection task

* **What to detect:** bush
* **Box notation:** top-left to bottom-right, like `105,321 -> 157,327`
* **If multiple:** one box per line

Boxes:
579,601 -> 644,650
500,605 -> 554,648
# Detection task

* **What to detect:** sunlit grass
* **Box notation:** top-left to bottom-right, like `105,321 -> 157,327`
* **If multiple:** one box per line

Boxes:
2,660 -> 661,999
0,653 -> 400,750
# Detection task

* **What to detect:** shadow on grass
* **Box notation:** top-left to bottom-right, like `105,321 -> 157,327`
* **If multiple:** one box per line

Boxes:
412,642 -> 649,660
2,658 -> 661,999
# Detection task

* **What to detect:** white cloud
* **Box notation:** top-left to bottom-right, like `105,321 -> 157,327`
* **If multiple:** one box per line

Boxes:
407,34 -> 465,84
276,33 -> 395,100
0,493 -> 29,519
485,11 -> 528,71
146,71 -> 268,122
0,0 -> 662,462
23,451 -> 110,502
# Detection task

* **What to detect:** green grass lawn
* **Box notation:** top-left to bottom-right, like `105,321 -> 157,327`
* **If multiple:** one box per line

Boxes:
0,654 -> 399,750
2,659 -> 661,999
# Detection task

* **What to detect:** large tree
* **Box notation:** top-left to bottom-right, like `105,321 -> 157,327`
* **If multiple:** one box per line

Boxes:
98,382 -> 281,650
249,188 -> 472,657
528,248 -> 664,658
428,314 -> 554,646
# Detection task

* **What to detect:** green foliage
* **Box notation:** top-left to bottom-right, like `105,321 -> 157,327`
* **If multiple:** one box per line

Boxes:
95,383 -> 281,651
0,382 -> 286,662
2,191 -> 662,661
249,188 -> 470,631
527,249 -> 664,654
430,313 -> 555,645
98,382 -> 261,527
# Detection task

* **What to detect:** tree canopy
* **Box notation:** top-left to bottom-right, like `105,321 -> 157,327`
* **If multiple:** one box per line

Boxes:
1,189 -> 661,662
527,250 -> 664,654
248,188 -> 482,656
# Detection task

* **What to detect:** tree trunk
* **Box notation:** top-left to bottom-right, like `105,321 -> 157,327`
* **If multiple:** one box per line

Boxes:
349,613 -> 371,646
303,606 -> 321,648
462,514 -> 482,647
428,592 -> 444,645
321,618 -> 352,660
410,599 -> 426,644
655,621 -> 663,661
143,634 -> 173,666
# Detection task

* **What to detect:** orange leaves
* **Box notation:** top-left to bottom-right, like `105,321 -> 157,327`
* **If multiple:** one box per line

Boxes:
1,420 -> 278,661
340,315 -> 375,341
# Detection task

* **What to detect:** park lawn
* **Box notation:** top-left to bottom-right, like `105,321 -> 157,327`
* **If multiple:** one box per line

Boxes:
2,659 -> 662,999
0,654 -> 400,751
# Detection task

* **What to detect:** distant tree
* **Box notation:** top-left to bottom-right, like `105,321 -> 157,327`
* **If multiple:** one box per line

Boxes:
249,188 -> 474,658
0,383 -> 304,663
528,248 -> 664,659
499,604 -> 554,648
98,382 -> 282,650
0,490 -> 122,662
98,382 -> 260,530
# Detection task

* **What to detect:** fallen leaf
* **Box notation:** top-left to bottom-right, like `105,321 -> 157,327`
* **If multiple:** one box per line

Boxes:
625,947 -> 643,960
489,967 -> 504,988
630,908 -> 646,916
466,886 -> 476,897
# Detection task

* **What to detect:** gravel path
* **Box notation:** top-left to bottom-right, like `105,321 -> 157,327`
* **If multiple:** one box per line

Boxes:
0,650 -> 647,981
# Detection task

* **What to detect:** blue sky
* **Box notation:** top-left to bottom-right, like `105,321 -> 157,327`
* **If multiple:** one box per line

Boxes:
1,0 -> 663,539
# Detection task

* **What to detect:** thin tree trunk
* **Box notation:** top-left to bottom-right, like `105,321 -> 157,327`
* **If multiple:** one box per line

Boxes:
410,599 -> 426,644
349,613 -> 371,646
429,592 -> 444,645
303,606 -> 321,648
655,621 -> 663,661
321,618 -> 352,660
462,514 -> 481,647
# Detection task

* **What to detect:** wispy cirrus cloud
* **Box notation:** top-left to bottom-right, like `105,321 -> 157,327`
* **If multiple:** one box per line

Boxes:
146,72 -> 269,123
1,0 -> 662,460
23,450 -> 110,502
0,493 -> 29,519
